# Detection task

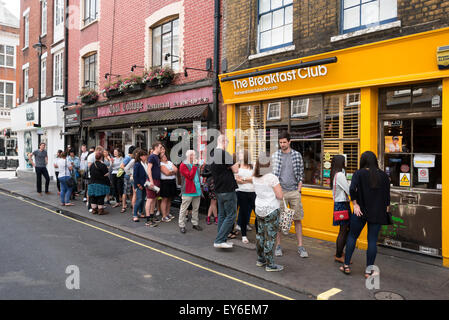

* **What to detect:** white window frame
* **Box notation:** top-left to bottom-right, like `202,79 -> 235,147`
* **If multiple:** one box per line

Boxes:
267,102 -> 281,121
291,98 -> 310,118
53,51 -> 64,95
83,0 -> 98,26
41,59 -> 47,98
258,0 -> 293,53
346,92 -> 361,106
0,45 -> 16,68
41,0 -> 48,36
151,18 -> 180,70
24,14 -> 29,49
0,81 -> 16,109
54,0 -> 65,43
23,68 -> 29,102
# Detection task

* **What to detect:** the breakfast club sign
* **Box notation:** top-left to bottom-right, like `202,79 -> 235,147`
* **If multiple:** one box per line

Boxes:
97,87 -> 213,117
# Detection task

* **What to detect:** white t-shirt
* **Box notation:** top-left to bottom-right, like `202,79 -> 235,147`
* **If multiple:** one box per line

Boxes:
56,158 -> 71,178
80,151 -> 89,171
87,153 -> 96,178
333,171 -> 350,202
236,167 -> 255,192
161,161 -> 176,180
253,173 -> 280,217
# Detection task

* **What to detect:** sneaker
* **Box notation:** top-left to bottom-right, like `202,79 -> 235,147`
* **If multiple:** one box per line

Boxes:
168,214 -> 175,221
235,225 -> 241,231
89,209 -> 93,213
265,264 -> 284,272
256,259 -> 267,267
275,245 -> 283,257
161,216 -> 171,223
247,225 -> 252,231
242,236 -> 249,244
214,242 -> 233,249
145,220 -> 158,227
206,216 -> 211,225
298,246 -> 309,258
83,197 -> 87,202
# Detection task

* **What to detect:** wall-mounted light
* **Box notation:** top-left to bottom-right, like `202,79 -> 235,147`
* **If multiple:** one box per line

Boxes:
131,65 -> 145,72
165,53 -> 180,61
104,73 -> 121,80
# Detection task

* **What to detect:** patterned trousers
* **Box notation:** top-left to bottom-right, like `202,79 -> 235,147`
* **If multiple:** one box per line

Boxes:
256,209 -> 280,267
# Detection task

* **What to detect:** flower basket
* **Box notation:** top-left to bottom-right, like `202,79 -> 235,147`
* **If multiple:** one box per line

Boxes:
103,79 -> 123,99
143,66 -> 175,88
126,82 -> 146,93
120,75 -> 145,94
79,88 -> 99,105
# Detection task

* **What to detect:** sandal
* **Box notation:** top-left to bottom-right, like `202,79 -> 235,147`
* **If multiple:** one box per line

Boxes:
121,208 -> 126,213
227,233 -> 237,239
339,265 -> 351,275
112,203 -> 120,208
65,203 -> 74,206
138,214 -> 146,219
133,217 -> 140,222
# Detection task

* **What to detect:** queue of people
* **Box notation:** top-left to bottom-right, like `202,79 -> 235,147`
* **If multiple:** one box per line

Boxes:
28,131 -> 391,276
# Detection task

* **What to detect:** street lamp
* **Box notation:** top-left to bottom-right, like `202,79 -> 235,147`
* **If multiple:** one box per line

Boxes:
32,36 -> 47,145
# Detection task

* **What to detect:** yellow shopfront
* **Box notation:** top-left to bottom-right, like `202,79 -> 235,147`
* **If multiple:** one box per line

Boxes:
219,27 -> 449,267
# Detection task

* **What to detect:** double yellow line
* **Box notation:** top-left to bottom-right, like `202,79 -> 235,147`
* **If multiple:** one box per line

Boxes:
0,191 -> 295,300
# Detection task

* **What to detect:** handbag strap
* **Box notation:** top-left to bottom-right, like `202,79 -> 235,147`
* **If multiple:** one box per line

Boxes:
283,197 -> 288,209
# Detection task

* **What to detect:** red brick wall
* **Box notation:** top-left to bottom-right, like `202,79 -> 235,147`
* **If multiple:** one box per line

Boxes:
68,0 -> 219,105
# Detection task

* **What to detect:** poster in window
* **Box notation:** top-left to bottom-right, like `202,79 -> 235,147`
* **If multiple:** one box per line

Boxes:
385,135 -> 403,153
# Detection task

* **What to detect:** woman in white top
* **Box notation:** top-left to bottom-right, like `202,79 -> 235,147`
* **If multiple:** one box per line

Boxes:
235,150 -> 256,244
54,151 -> 74,206
252,158 -> 284,272
160,152 -> 178,222
110,148 -> 124,208
330,155 -> 351,264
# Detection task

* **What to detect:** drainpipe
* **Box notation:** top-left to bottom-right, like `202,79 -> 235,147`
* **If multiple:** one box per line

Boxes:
64,0 -> 69,149
212,0 -> 221,130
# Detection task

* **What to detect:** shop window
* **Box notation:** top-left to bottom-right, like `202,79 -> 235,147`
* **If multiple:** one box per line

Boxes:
267,102 -> 281,120
236,90 -> 360,188
291,98 -> 309,118
341,0 -> 397,34
258,0 -> 293,52
83,53 -> 97,89
152,18 -> 179,70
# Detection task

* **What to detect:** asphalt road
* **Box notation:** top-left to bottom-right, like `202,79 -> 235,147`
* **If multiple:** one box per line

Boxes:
0,192 -> 309,300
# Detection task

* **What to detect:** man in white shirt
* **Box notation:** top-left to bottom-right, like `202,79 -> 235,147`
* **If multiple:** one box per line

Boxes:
79,144 -> 89,201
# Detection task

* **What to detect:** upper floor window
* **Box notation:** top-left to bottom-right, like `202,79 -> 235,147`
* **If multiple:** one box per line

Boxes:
41,0 -> 47,36
152,18 -> 179,70
41,59 -> 47,97
0,82 -> 15,109
54,0 -> 64,42
83,53 -> 97,89
53,51 -> 64,95
84,0 -> 98,26
342,0 -> 397,34
23,68 -> 29,102
24,14 -> 29,48
258,0 -> 293,52
0,45 -> 15,68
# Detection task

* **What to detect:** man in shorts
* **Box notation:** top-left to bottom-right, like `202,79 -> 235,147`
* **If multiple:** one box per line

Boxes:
272,131 -> 308,258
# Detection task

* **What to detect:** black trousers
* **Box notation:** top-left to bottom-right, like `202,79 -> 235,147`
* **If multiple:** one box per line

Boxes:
111,174 -> 124,201
55,172 -> 61,192
90,195 -> 105,206
35,167 -> 50,193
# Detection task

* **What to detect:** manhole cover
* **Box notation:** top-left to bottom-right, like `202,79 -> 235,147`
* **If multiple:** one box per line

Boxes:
374,291 -> 404,300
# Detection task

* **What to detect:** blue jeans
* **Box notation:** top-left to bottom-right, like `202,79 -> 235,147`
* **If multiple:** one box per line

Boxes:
344,214 -> 381,267
59,176 -> 73,204
133,188 -> 145,218
215,192 -> 237,244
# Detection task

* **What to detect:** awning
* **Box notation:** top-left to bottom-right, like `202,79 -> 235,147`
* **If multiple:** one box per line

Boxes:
87,104 -> 209,129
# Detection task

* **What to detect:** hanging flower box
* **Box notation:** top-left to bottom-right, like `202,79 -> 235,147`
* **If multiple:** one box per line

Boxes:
103,79 -> 123,99
142,66 -> 175,88
79,88 -> 99,105
120,75 -> 145,94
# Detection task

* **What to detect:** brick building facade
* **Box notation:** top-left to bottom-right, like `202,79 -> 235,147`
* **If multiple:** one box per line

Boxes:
0,3 -> 20,168
219,0 -> 449,265
66,0 -> 224,156
12,0 -> 66,176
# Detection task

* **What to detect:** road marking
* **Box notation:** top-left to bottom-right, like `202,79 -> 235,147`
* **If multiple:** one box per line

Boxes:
317,288 -> 342,300
0,191 -> 295,300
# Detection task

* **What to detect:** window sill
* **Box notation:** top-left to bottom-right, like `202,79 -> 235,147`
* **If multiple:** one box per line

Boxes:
248,45 -> 296,61
330,20 -> 401,43
80,19 -> 98,31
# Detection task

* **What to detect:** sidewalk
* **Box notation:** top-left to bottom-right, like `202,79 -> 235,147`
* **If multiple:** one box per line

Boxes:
1,177 -> 449,300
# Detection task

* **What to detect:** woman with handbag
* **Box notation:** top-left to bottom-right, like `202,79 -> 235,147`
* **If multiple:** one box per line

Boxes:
330,155 -> 351,264
252,158 -> 284,272
201,164 -> 218,225
340,151 -> 391,277
54,151 -> 74,206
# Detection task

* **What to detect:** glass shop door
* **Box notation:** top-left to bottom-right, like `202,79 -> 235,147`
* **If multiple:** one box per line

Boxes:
378,82 -> 442,257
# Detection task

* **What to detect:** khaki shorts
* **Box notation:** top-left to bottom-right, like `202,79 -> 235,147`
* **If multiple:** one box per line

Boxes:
280,189 -> 304,221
